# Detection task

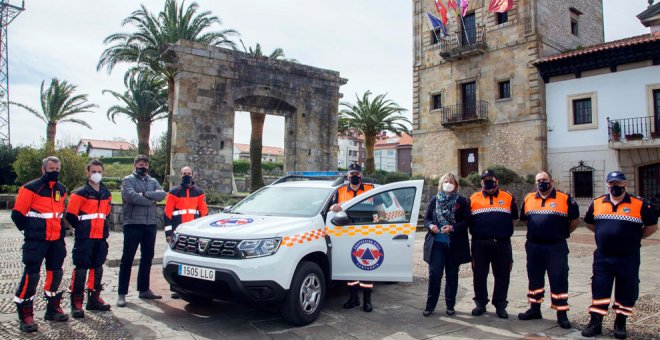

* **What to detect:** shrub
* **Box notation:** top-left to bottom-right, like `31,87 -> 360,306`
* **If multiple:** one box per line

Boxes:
96,156 -> 134,165
261,162 -> 283,172
102,177 -> 123,191
0,144 -> 19,186
205,191 -> 243,207
148,133 -> 168,188
13,146 -> 89,191
459,165 -> 525,187
0,184 -> 19,193
233,160 -> 250,175
383,171 -> 411,184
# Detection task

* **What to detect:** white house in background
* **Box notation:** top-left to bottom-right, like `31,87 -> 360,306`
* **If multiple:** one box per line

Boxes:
77,139 -> 134,158
232,143 -> 284,163
337,128 -> 364,169
535,24 -> 660,212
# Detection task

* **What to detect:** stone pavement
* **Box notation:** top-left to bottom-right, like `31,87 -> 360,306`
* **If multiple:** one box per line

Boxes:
0,209 -> 658,339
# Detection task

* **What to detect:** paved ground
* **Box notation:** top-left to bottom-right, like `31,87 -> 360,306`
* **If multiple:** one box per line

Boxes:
0,209 -> 658,339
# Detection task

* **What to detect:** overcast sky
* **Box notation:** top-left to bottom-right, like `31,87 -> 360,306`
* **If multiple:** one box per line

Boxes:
7,0 -> 652,148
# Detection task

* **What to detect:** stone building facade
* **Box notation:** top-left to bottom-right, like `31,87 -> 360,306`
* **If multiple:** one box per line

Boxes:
412,0 -> 604,179
166,41 -> 346,193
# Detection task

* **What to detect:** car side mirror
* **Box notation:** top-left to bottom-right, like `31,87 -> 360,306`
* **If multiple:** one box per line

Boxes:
223,205 -> 233,212
331,211 -> 350,226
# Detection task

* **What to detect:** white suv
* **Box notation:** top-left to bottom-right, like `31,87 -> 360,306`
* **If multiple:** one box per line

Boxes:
162,176 -> 423,325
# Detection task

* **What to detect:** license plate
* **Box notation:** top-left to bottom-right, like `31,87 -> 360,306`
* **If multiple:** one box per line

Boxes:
178,264 -> 215,281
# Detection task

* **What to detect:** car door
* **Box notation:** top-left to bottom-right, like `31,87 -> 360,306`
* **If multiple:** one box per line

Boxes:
326,180 -> 423,282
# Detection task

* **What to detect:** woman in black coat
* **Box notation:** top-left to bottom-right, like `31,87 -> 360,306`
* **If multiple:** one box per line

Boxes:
422,172 -> 471,316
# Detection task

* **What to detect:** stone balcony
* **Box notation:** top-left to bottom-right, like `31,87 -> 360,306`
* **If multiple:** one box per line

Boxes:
608,116 -> 660,149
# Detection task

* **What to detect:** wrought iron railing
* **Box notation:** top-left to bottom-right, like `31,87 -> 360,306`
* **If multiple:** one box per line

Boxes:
441,101 -> 489,125
607,116 -> 660,142
439,26 -> 487,59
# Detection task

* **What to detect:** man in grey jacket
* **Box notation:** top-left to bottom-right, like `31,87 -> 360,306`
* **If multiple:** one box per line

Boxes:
117,155 -> 167,307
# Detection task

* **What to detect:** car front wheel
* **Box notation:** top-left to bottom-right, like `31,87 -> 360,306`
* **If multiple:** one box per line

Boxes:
281,261 -> 325,325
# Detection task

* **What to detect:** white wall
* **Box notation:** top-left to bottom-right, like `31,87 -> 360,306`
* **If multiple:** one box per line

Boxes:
546,65 -> 660,149
88,148 -> 113,158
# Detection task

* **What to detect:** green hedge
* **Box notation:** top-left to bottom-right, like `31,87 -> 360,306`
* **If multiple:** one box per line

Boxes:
13,146 -> 88,191
232,160 -> 284,175
459,164 -> 526,187
96,156 -> 134,165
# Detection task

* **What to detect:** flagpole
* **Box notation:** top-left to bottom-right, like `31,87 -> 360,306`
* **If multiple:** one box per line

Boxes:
424,15 -> 442,46
458,12 -> 471,45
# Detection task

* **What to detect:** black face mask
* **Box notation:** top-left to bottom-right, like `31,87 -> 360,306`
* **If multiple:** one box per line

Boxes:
609,185 -> 625,197
43,171 -> 59,182
537,181 -> 551,192
349,175 -> 361,185
181,175 -> 192,186
136,167 -> 148,176
482,179 -> 497,190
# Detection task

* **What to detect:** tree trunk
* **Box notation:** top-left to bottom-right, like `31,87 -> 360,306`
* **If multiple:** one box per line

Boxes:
46,122 -> 57,152
364,133 -> 376,175
137,120 -> 151,156
249,112 -> 265,192
165,77 -> 175,185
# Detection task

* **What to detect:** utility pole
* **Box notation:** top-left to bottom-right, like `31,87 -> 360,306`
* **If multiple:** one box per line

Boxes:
0,0 -> 24,147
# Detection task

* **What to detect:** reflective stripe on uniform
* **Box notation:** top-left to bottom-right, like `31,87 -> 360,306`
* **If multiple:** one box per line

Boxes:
551,293 -> 569,299
26,212 -> 63,219
359,282 -> 373,288
552,304 -> 570,311
172,209 -> 200,216
589,307 -> 608,315
529,288 -> 545,295
528,298 -> 544,303
592,298 -> 611,305
78,213 -> 107,221
347,281 -> 360,286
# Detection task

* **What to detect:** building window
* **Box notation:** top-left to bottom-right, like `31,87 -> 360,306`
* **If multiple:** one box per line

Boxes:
570,19 -> 578,36
496,11 -> 508,25
498,80 -> 510,99
569,7 -> 582,36
461,12 -> 476,46
431,93 -> 442,110
573,98 -> 592,125
570,161 -> 594,199
567,92 -> 598,130
430,28 -> 443,45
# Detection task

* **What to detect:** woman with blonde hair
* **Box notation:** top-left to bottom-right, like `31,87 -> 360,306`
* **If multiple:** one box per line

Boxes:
422,172 -> 471,316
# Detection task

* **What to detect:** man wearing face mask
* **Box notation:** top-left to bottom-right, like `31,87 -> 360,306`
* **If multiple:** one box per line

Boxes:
468,169 -> 518,319
518,171 -> 579,329
11,156 -> 68,332
329,163 -> 377,312
581,171 -> 657,339
163,166 -> 209,298
65,159 -> 112,318
117,154 -> 167,307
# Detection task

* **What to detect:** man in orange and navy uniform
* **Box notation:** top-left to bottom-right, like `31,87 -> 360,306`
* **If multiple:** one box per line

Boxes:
518,171 -> 579,329
11,156 -> 69,332
65,159 -> 112,318
330,163 -> 376,312
469,169 -> 518,319
581,171 -> 657,339
163,166 -> 208,298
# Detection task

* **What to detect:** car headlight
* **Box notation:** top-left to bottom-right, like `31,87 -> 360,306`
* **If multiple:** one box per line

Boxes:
170,231 -> 180,249
237,238 -> 282,258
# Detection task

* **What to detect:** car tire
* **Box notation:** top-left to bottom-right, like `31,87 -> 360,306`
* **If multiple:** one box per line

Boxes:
281,261 -> 325,326
180,293 -> 210,305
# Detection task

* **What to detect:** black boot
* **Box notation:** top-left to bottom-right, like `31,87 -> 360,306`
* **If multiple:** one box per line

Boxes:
15,299 -> 38,332
343,285 -> 360,309
518,303 -> 542,320
581,313 -> 603,337
557,310 -> 571,329
71,293 -> 85,318
44,292 -> 69,322
86,288 -> 111,311
614,314 -> 627,339
362,289 -> 373,312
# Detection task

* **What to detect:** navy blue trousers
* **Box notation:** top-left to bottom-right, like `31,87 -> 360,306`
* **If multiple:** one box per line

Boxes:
425,242 -> 460,311
588,249 -> 640,317
525,241 -> 570,310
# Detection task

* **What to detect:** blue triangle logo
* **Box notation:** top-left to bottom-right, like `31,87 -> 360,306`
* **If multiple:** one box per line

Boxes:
361,248 -> 375,260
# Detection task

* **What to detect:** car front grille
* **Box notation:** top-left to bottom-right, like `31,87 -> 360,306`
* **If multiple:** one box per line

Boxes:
173,234 -> 241,259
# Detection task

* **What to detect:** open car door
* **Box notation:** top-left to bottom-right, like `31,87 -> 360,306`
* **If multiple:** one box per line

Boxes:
326,180 -> 423,282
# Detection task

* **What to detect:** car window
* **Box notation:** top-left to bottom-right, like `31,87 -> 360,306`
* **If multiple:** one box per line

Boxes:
230,186 -> 334,218
345,187 -> 416,224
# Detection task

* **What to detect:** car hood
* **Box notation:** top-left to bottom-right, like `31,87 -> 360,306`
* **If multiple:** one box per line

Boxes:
174,213 -> 311,239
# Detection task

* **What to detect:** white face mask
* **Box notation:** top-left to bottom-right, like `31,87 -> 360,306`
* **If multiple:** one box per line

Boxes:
90,173 -> 103,184
442,182 -> 455,192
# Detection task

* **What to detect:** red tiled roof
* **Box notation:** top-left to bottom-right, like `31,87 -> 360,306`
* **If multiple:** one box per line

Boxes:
375,133 -> 413,149
533,32 -> 660,64
234,143 -> 284,155
79,139 -> 134,151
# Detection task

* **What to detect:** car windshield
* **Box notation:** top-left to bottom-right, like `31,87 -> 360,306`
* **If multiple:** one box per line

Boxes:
229,186 -> 335,218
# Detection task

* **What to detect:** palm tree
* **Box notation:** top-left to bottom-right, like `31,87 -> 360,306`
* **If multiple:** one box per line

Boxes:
97,0 -> 238,180
103,71 -> 167,155
11,78 -> 96,150
240,40 -> 296,192
339,91 -> 411,175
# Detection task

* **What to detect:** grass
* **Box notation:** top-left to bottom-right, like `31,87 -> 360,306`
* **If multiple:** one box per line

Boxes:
103,163 -> 134,178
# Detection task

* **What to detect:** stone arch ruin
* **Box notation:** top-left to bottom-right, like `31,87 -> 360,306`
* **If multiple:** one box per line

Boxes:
167,41 -> 347,193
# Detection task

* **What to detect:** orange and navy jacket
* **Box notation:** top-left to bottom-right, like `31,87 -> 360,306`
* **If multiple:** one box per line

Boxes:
469,189 -> 518,239
65,183 -> 112,240
520,189 -> 580,243
11,177 -> 67,241
584,193 -> 657,256
163,184 -> 208,237
332,183 -> 375,204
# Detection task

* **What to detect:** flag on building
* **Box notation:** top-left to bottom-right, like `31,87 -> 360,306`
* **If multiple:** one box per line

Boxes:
447,0 -> 460,17
427,12 -> 448,37
460,0 -> 470,17
433,0 -> 448,25
488,0 -> 513,13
